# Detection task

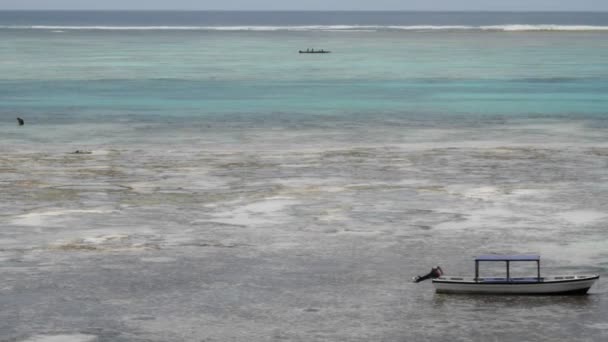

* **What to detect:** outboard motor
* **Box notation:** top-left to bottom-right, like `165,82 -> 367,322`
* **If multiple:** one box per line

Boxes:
413,266 -> 443,283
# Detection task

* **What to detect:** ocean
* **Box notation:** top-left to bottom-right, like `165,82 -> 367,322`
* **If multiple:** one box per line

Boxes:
1,11 -> 608,342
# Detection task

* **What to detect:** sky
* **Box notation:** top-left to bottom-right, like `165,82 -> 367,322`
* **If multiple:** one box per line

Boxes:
1,0 -> 608,11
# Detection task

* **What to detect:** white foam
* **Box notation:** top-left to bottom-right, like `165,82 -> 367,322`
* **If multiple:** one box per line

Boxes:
317,208 -> 348,222
556,210 -> 607,225
12,209 -> 113,226
140,256 -> 175,263
524,240 -> 608,266
445,185 -> 505,201
586,323 -> 608,330
239,198 -> 297,213
81,234 -> 129,245
508,189 -> 546,197
21,334 -> 97,342
3,25 -> 608,32
446,185 -> 549,202
460,186 -> 502,201
387,25 -> 476,30
434,206 -> 534,232
50,234 -> 160,252
480,24 -> 608,31
209,198 -> 298,226
395,179 -> 431,186
273,177 -> 348,195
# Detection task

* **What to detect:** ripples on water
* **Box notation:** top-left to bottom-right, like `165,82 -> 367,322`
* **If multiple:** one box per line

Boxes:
2,11 -> 608,341
1,119 -> 607,341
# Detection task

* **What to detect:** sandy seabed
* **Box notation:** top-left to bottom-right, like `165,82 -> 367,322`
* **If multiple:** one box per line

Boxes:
2,119 -> 608,341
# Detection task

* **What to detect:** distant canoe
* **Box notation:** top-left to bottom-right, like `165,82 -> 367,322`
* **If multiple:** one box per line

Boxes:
299,50 -> 331,54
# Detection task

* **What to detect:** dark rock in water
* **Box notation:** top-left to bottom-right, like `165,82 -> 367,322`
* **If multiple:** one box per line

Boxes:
17,117 -> 24,126
71,150 -> 93,154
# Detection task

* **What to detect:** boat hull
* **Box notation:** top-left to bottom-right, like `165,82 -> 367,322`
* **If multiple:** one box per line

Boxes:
433,275 -> 599,295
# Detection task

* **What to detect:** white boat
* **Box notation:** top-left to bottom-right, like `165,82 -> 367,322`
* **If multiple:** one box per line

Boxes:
432,254 -> 599,295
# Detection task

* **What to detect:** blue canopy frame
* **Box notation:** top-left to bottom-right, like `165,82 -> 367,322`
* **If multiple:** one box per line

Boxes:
474,255 -> 541,282
476,254 -> 540,261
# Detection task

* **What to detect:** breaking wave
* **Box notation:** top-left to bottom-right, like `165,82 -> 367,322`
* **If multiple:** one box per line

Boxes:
2,25 -> 608,32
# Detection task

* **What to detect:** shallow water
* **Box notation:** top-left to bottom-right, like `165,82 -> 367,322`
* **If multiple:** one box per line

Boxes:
2,121 -> 608,341
1,11 -> 608,342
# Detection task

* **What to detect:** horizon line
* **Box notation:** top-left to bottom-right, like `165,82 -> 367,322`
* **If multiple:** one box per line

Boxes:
2,9 -> 608,13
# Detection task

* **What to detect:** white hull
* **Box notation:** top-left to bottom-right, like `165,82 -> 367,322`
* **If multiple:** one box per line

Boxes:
433,275 -> 599,295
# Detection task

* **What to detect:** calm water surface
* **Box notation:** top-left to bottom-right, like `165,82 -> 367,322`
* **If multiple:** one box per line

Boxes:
1,11 -> 607,342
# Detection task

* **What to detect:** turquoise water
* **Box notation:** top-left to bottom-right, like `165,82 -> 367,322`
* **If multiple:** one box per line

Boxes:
2,30 -> 608,125
2,12 -> 608,342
